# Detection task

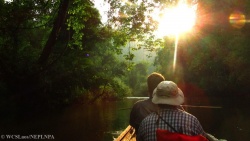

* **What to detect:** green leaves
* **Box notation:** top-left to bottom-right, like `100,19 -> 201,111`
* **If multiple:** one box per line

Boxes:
154,0 -> 250,103
106,0 -> 164,52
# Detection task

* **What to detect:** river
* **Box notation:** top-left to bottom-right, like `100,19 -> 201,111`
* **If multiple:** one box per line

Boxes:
1,98 -> 250,141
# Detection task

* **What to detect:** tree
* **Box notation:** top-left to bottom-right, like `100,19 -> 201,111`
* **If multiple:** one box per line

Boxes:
0,0 -> 133,113
38,0 -> 70,66
154,0 -> 250,107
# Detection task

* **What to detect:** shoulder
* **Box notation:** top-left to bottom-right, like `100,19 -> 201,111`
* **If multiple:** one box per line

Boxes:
178,110 -> 203,126
167,109 -> 200,121
181,110 -> 199,120
132,99 -> 152,108
175,109 -> 196,117
131,100 -> 145,110
140,112 -> 157,124
130,99 -> 148,115
133,99 -> 147,105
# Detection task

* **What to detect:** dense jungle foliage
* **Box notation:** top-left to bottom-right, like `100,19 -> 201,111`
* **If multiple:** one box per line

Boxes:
0,0 -> 249,116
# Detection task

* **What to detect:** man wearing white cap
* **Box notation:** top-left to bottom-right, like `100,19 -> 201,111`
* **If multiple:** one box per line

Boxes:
136,81 -> 208,141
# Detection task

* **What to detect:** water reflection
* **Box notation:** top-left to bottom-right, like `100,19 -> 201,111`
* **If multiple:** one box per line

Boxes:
1,98 -> 250,141
56,100 -> 135,141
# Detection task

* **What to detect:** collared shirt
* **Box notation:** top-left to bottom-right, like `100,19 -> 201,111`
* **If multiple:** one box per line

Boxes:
137,108 -> 206,141
129,99 -> 158,134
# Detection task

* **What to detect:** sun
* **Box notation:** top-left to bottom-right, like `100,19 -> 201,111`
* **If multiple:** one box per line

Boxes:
154,3 -> 196,37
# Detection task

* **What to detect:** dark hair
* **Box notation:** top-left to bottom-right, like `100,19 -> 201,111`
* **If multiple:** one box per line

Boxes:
147,72 -> 165,98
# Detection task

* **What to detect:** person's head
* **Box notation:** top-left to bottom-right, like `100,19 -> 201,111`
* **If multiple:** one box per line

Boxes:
152,81 -> 184,106
147,72 -> 165,98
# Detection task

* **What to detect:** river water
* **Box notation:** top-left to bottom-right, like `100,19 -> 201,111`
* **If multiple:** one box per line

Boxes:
1,98 -> 250,141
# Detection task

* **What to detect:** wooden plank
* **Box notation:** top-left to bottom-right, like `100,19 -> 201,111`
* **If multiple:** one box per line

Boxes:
115,125 -> 136,141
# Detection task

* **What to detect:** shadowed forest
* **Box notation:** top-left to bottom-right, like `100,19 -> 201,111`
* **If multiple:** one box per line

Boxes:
0,0 -> 250,120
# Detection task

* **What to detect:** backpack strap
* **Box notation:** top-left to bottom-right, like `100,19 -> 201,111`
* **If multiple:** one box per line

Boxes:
156,112 -> 178,133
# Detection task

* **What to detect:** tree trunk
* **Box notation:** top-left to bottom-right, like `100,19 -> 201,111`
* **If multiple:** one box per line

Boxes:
38,0 -> 70,66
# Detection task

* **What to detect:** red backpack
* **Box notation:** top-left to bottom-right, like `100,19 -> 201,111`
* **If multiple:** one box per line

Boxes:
156,129 -> 208,141
156,114 -> 208,141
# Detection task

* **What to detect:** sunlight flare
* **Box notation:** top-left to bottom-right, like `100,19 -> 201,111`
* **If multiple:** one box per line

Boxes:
173,34 -> 179,72
152,1 -> 197,73
155,3 -> 196,37
229,11 -> 246,29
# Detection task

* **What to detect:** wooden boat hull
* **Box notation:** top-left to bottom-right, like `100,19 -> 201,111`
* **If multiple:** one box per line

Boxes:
115,125 -> 224,141
115,125 -> 136,141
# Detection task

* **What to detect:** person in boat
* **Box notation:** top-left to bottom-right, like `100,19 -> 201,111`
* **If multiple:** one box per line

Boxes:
129,72 -> 165,134
136,81 -> 209,141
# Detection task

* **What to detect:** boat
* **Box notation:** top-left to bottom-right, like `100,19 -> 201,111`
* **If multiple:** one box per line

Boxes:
114,125 -> 225,141
114,125 -> 136,141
